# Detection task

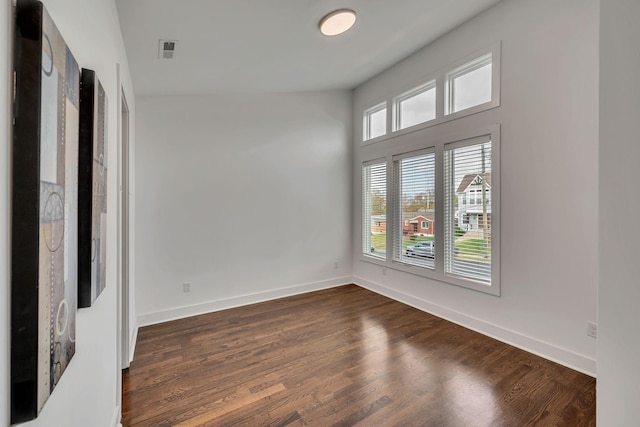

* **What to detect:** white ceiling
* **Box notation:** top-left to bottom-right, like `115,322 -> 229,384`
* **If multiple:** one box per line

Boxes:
116,0 -> 502,96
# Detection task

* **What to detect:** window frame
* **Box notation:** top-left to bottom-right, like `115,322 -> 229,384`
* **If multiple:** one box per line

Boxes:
359,125 -> 500,296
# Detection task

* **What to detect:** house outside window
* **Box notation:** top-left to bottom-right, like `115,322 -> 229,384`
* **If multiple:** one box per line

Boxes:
445,138 -> 493,284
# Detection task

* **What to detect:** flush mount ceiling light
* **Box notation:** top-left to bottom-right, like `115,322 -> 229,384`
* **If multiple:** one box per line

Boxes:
319,9 -> 357,36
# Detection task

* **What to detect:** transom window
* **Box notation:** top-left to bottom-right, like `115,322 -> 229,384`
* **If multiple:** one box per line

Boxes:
446,53 -> 492,115
363,103 -> 387,141
361,44 -> 500,144
394,81 -> 436,131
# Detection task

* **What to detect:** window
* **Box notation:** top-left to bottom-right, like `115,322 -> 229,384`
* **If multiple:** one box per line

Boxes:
361,126 -> 499,295
392,149 -> 435,269
394,81 -> 436,131
363,103 -> 387,141
362,160 -> 386,259
446,53 -> 493,115
444,136 -> 492,284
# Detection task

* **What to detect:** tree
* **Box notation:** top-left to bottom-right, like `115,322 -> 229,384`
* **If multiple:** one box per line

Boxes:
371,192 -> 386,215
402,191 -> 435,212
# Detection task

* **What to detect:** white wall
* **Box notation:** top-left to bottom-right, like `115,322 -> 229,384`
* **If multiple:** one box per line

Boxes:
352,0 -> 599,375
0,0 -> 135,425
598,0 -> 640,424
135,92 -> 352,325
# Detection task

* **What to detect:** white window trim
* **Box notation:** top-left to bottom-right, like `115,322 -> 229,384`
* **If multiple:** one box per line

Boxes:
359,42 -> 501,146
360,124 -> 501,296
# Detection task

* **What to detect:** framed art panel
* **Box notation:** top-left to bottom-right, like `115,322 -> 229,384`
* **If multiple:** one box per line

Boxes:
11,0 -> 79,422
78,68 -> 108,308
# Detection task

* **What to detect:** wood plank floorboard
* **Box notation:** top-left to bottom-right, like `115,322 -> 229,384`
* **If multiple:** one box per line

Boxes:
122,285 -> 596,426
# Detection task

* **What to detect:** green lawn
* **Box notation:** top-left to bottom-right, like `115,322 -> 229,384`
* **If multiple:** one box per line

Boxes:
371,234 -> 387,251
455,238 -> 491,258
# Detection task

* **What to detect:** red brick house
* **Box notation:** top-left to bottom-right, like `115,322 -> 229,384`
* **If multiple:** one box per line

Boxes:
370,213 -> 434,236
402,212 -> 434,236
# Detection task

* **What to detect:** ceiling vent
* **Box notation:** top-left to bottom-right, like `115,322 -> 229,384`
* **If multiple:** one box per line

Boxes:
159,40 -> 177,59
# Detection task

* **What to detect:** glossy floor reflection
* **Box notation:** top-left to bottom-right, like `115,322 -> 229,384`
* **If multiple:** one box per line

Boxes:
123,285 -> 595,426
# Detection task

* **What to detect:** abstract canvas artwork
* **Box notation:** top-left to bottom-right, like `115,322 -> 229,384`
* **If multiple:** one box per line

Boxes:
78,68 -> 108,308
11,0 -> 79,423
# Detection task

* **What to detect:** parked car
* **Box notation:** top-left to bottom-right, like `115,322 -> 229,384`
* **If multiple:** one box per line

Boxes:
406,241 -> 435,258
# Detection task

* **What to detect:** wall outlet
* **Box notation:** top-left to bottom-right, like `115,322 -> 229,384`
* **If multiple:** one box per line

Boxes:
183,282 -> 191,293
587,321 -> 597,338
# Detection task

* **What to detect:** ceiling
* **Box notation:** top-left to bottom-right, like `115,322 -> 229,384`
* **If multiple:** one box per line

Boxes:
116,0 -> 502,96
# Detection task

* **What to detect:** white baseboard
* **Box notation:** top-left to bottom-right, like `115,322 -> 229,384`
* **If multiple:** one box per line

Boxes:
129,324 -> 138,363
137,276 -> 352,327
110,405 -> 121,427
353,275 -> 597,377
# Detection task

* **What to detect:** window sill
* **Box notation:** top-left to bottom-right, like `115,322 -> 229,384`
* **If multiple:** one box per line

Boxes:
359,254 -> 500,296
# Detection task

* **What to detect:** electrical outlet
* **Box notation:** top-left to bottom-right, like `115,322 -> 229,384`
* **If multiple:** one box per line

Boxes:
183,282 -> 191,293
587,321 -> 597,338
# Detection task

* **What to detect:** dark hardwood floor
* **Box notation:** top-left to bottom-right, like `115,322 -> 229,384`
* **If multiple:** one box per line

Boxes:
122,285 -> 596,426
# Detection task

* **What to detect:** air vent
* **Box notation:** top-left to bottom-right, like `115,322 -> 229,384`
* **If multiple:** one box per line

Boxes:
159,40 -> 177,60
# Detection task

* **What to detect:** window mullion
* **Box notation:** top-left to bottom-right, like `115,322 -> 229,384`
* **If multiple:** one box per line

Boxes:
434,145 -> 446,276
386,156 -> 395,264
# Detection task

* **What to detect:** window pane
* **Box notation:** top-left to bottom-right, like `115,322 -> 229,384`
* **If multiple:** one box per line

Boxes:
363,162 -> 386,259
444,140 -> 492,283
398,84 -> 436,130
364,104 -> 387,141
394,152 -> 435,269
369,107 -> 386,139
448,54 -> 492,114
